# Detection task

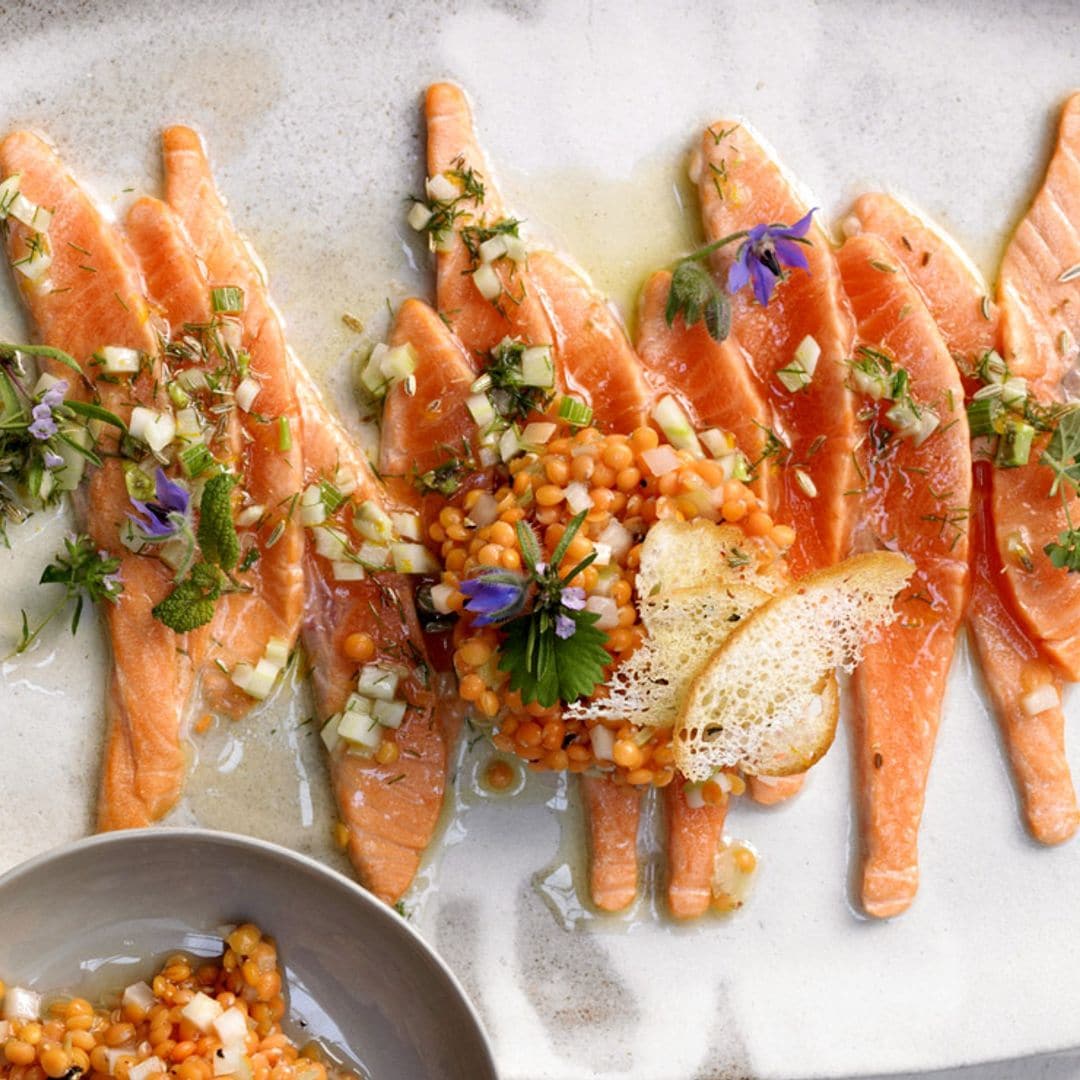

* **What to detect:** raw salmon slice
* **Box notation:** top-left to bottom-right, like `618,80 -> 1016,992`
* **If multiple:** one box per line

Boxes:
581,775 -> 642,913
291,353 -> 448,904
424,83 -> 554,357
0,131 -> 195,830
838,234 -> 971,917
853,191 -> 1078,845
162,125 -> 306,716
664,781 -> 727,919
697,120 -> 858,579
636,269 -> 773,506
990,94 -> 1080,681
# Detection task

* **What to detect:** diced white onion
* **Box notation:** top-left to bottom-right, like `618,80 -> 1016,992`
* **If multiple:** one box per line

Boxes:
338,709 -> 382,750
585,595 -> 619,630
129,406 -> 176,454
390,541 -> 440,574
320,714 -> 342,754
592,542 -> 612,567
175,407 -> 202,440
264,637 -> 290,668
468,492 -> 499,526
597,519 -> 633,561
851,368 -> 887,401
14,234 -> 52,280
477,445 -> 499,467
503,234 -> 527,263
498,426 -> 521,463
9,193 -> 52,232
129,1057 -> 166,1080
565,481 -> 592,515
0,174 -> 21,217
357,541 -> 390,568
373,699 -> 407,729
1021,683 -> 1060,718
121,982 -> 157,1014
212,1045 -> 244,1078
357,665 -> 400,701
640,445 -> 681,477
2,987 -> 41,1022
590,725 -> 615,762
426,174 -> 458,202
793,335 -> 821,377
213,1006 -> 248,1046
235,376 -> 261,412
391,512 -> 422,540
177,368 -> 210,392
1001,376 -> 1028,408
379,343 -> 417,383
520,345 -> 555,388
651,395 -> 703,457
430,583 -> 457,614
466,392 -> 496,429
159,539 -> 191,572
314,526 -> 350,561
299,502 -> 327,527
334,469 -> 358,497
236,658 -> 281,701
331,560 -> 366,582
119,519 -> 147,554
911,410 -> 940,447
355,500 -> 394,542
699,428 -> 734,458
100,345 -> 141,374
181,992 -> 223,1033
521,421 -> 557,445
236,505 -> 265,528
472,262 -> 502,301
407,201 -> 433,231
683,782 -> 706,810
478,234 -> 507,263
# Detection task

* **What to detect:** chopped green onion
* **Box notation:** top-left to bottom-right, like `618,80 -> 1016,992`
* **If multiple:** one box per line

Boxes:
210,286 -> 245,314
278,416 -> 292,452
179,443 -> 216,478
996,418 -> 1035,468
966,397 -> 1002,438
319,480 -> 346,514
558,396 -> 593,428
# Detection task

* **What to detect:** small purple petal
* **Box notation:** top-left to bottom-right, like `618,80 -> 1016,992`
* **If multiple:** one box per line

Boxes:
747,223 -> 771,244
29,416 -> 58,441
749,259 -> 776,306
727,249 -> 751,295
43,450 -> 64,469
561,587 -> 586,611
555,613 -> 576,639
460,575 -> 528,625
779,207 -> 816,239
128,498 -> 175,539
154,468 -> 190,516
41,381 -> 68,409
772,236 -> 810,273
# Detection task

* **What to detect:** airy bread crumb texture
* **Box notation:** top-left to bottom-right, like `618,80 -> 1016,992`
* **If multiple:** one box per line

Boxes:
675,552 -> 914,782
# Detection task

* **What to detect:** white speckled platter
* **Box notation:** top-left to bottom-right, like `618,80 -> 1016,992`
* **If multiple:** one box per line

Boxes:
3,3 -> 1080,1078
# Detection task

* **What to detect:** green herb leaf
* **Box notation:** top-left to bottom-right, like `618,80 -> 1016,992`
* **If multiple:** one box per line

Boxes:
210,285 -> 245,314
0,342 -> 83,378
197,471 -> 240,570
1045,528 -> 1080,572
152,561 -> 226,633
13,535 -> 122,655
514,518 -> 542,572
1040,409 -> 1080,496
550,510 -> 587,567
63,399 -> 126,432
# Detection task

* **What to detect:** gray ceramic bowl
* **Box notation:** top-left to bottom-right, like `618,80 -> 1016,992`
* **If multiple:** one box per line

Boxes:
0,829 -> 497,1080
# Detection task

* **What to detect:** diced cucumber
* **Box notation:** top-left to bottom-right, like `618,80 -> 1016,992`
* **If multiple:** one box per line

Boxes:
373,699 -> 407,729
357,665 -> 400,701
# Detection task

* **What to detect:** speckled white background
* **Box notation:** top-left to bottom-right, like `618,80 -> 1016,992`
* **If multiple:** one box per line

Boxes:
3,2 -> 1080,1078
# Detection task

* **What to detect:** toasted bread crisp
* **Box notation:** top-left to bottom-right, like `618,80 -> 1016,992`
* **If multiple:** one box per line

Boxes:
674,552 -> 913,781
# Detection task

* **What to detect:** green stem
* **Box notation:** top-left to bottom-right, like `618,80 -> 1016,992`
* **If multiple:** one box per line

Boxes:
669,230 -> 749,269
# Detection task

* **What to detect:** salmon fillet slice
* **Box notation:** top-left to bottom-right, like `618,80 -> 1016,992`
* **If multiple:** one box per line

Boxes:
162,125 -> 306,716
289,353 -> 448,904
581,775 -> 642,913
664,782 -> 728,919
988,94 -> 1080,680
697,120 -> 857,579
853,191 -> 1078,845
838,234 -> 971,917
424,83 -> 554,356
0,131 -> 197,830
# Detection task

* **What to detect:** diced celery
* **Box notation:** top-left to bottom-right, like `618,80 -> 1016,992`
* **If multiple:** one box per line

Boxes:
467,392 -> 496,429
338,709 -> 382,751
520,345 -> 554,388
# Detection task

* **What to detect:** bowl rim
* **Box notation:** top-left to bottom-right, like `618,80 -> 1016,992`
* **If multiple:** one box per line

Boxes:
0,826 -> 499,1078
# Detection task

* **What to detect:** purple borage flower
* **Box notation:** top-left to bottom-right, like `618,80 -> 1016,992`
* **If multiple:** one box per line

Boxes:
128,468 -> 191,540
727,208 -> 816,307
459,570 -> 530,626
43,450 -> 64,469
554,613 -> 576,639
27,379 -> 69,441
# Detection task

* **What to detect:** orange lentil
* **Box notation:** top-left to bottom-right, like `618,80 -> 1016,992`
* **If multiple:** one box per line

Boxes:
543,749 -> 570,771
629,426 -> 659,453
615,467 -> 641,492
721,500 -> 748,522
602,442 -> 634,471
626,768 -> 654,786
428,522 -> 446,543
484,759 -> 515,790
458,639 -> 493,668
701,780 -> 726,806
733,847 -> 757,874
374,741 -> 400,766
477,543 -> 502,567
4,1044 -> 35,1067
477,690 -> 501,718
535,484 -> 565,507
612,739 -> 644,770
342,633 -> 376,663
194,713 -> 213,735
515,721 -> 543,748
770,523 -> 796,549
543,457 -> 570,485
458,673 -> 485,702
608,627 -> 635,653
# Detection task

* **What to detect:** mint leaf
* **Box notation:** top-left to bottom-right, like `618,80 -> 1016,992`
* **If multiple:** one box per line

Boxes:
152,562 -> 225,632
197,471 -> 239,570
